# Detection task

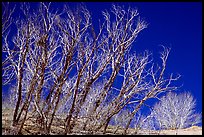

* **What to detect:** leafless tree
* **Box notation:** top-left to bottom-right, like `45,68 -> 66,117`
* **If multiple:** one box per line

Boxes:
2,2 -> 16,84
147,92 -> 202,130
2,2 -> 15,35
2,2 -> 183,135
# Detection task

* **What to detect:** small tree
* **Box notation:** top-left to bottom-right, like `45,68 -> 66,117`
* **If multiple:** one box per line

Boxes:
150,92 -> 201,130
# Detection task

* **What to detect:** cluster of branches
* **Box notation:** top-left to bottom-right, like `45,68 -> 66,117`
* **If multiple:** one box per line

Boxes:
112,92 -> 202,135
140,92 -> 202,131
2,2 -> 181,135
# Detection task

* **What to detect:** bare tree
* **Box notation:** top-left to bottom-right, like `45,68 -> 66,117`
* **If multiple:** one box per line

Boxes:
148,92 -> 201,130
2,2 -> 183,135
2,2 -> 15,35
2,2 -> 16,84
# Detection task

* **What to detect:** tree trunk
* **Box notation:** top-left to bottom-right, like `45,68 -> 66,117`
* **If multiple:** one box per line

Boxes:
12,75 -> 22,126
123,99 -> 145,134
17,94 -> 32,134
103,117 -> 111,134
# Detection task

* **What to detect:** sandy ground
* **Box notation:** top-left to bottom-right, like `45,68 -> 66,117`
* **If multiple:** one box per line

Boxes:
158,126 -> 202,135
2,108 -> 202,135
135,126 -> 202,135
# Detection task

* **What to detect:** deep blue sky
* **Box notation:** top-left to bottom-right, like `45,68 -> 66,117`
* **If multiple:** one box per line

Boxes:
3,2 -> 202,122
86,2 -> 202,115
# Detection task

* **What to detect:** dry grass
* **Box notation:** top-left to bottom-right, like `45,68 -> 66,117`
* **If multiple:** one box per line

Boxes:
2,108 -> 202,135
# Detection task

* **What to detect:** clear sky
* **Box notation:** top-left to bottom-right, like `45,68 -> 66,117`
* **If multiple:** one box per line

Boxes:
85,1 -> 203,115
3,2 -> 202,124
